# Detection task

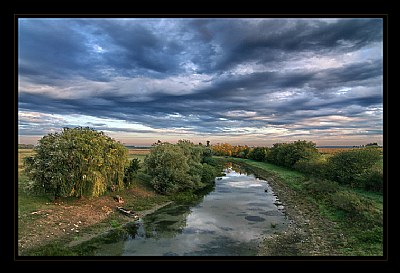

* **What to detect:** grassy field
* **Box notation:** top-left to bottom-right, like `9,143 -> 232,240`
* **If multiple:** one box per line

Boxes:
128,148 -> 150,162
318,147 -> 383,155
318,147 -> 355,154
220,157 -> 383,256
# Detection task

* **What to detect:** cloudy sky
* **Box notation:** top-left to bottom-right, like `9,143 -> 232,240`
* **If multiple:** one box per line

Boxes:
18,18 -> 383,146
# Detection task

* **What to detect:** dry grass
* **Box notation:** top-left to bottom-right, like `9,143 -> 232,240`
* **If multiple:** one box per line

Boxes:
318,147 -> 355,154
128,149 -> 150,155
318,147 -> 383,155
18,149 -> 35,174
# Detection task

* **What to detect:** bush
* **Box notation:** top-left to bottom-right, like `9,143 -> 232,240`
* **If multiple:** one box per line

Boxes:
303,178 -> 339,196
201,163 -> 219,183
23,127 -> 128,198
294,158 -> 328,178
267,140 -> 320,168
331,191 -> 382,223
144,141 -> 219,194
202,156 -> 219,166
327,148 -> 381,189
358,167 -> 383,192
248,147 -> 269,161
144,143 -> 191,194
124,158 -> 141,187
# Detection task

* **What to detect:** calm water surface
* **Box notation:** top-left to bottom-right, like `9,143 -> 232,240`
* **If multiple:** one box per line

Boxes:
94,166 -> 288,256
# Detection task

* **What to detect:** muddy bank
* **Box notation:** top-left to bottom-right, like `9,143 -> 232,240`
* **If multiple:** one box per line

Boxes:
18,185 -> 171,256
232,162 -> 344,256
67,201 -> 174,248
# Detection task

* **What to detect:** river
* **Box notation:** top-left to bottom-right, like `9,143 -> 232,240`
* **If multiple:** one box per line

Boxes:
94,165 -> 288,256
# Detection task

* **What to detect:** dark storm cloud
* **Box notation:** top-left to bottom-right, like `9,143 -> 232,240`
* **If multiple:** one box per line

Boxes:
193,18 -> 382,71
18,18 -> 383,144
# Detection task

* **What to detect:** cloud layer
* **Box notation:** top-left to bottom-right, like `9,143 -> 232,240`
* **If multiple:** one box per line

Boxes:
18,18 -> 383,145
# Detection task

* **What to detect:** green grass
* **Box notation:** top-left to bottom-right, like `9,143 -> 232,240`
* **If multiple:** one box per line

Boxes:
222,157 -> 305,191
128,154 -> 147,162
18,174 -> 53,215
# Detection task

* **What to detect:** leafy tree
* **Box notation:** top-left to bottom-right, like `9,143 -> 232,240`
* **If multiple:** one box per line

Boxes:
124,158 -> 141,187
201,163 -> 220,183
248,147 -> 269,161
144,141 -> 219,194
24,127 -> 128,199
144,143 -> 191,194
177,140 -> 204,188
366,142 -> 379,147
267,140 -> 319,168
327,148 -> 381,188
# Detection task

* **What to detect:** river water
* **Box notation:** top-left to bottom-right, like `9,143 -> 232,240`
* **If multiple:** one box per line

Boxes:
94,166 -> 288,256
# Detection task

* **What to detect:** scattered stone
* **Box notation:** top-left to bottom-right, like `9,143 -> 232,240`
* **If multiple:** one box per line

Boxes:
116,206 -> 139,218
113,195 -> 124,203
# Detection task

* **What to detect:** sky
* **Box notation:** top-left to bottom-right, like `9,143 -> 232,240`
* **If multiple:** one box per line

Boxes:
18,18 -> 383,146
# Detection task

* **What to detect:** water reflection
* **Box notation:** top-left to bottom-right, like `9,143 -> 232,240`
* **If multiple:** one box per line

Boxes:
93,166 -> 287,256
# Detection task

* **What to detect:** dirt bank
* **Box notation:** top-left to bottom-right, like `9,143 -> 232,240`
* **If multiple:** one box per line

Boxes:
235,163 -> 344,256
18,186 -> 171,255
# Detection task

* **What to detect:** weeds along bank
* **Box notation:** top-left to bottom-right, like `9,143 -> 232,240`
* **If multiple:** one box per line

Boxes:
212,140 -> 383,193
212,140 -> 383,255
219,157 -> 383,256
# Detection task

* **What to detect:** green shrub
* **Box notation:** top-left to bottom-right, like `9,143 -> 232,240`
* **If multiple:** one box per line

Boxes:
267,140 -> 320,168
357,167 -> 383,192
303,178 -> 339,196
248,147 -> 269,161
294,158 -> 328,178
23,127 -> 128,198
145,143 -> 191,194
124,158 -> 141,187
201,163 -> 220,183
327,148 -> 381,189
144,141 -> 219,194
331,191 -> 382,223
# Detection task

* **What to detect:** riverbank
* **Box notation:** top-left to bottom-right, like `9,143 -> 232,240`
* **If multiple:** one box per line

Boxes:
219,157 -> 383,256
18,171 -> 173,256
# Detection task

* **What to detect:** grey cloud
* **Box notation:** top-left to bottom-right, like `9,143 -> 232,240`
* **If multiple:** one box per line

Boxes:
18,18 -> 383,143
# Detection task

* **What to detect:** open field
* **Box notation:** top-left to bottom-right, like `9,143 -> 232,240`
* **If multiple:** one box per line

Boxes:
128,148 -> 150,162
318,147 -> 383,155
318,147 -> 355,154
128,148 -> 150,155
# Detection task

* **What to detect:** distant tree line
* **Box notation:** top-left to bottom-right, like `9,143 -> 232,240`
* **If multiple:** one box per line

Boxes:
212,140 -> 383,192
19,144 -> 35,149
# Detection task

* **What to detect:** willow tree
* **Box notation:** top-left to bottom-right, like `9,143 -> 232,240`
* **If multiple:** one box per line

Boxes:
24,127 -> 128,199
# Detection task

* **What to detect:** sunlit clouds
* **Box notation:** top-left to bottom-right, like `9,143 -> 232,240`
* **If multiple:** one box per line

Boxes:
18,18 -> 383,146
